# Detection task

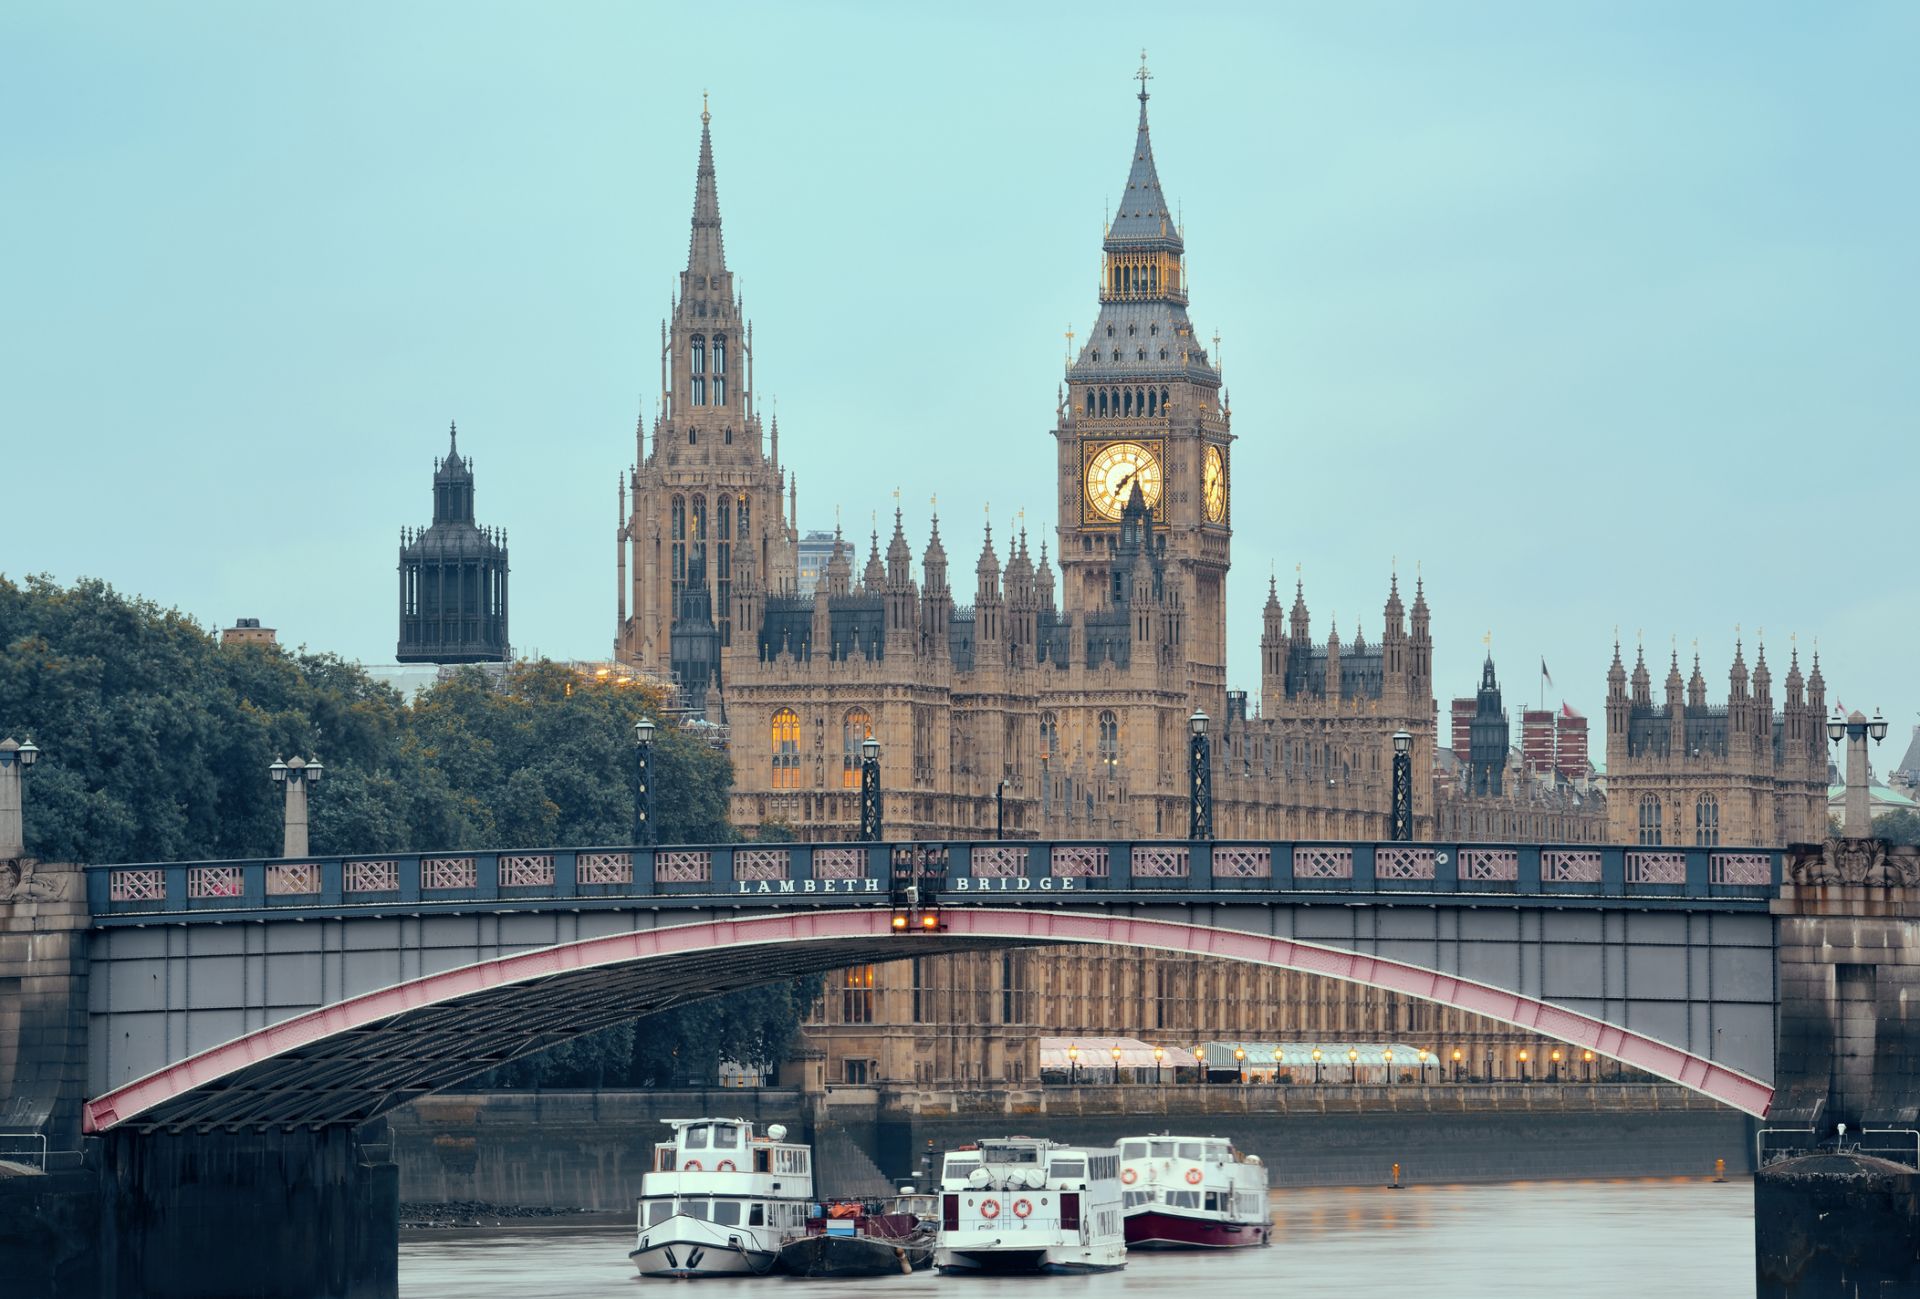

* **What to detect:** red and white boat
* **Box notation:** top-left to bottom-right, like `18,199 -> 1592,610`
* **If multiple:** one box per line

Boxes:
1117,1134 -> 1269,1249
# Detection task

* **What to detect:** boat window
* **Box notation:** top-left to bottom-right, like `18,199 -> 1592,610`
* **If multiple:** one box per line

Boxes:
1178,1142 -> 1204,1161
1205,1192 -> 1220,1211
684,1127 -> 710,1151
979,1142 -> 1040,1164
1050,1160 -> 1086,1179
712,1124 -> 741,1148
943,1159 -> 979,1180
683,1199 -> 711,1221
1150,1141 -> 1177,1158
712,1200 -> 742,1226
646,1200 -> 673,1226
754,1149 -> 770,1173
1123,1190 -> 1152,1208
748,1203 -> 765,1226
1166,1190 -> 1200,1209
1088,1155 -> 1119,1181
1121,1142 -> 1148,1160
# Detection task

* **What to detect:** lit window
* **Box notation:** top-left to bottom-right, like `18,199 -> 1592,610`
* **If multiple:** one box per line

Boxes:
772,708 -> 801,789
842,708 -> 872,788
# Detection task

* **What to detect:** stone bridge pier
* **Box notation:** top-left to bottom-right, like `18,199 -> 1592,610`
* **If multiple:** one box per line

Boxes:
1759,838 -> 1920,1295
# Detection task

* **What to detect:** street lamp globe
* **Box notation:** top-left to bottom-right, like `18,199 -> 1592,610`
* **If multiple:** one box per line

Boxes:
1233,1046 -> 1246,1063
1827,715 -> 1846,743
1111,1045 -> 1122,1063
634,717 -> 656,744
1870,710 -> 1890,742
1347,1048 -> 1358,1063
1393,730 -> 1412,755
304,757 -> 323,784
1193,1046 -> 1205,1062
1153,1046 -> 1165,1065
17,738 -> 38,768
862,737 -> 881,762
269,757 -> 289,784
1066,1044 -> 1079,1063
1189,710 -> 1209,737
1311,1048 -> 1322,1063
1383,1049 -> 1394,1066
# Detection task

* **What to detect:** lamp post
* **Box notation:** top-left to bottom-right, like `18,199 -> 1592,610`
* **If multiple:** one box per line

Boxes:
859,736 -> 883,842
996,779 -> 1008,839
1233,1045 -> 1246,1084
1347,1047 -> 1359,1083
1311,1047 -> 1322,1085
1583,1049 -> 1596,1081
633,717 -> 657,845
1272,1047 -> 1284,1087
1390,730 -> 1413,841
1383,1048 -> 1395,1084
1451,1048 -> 1464,1082
1417,1048 -> 1430,1084
1193,1045 -> 1206,1083
1188,710 -> 1212,840
1829,709 -> 1890,837
1067,1042 -> 1079,1087
1517,1048 -> 1530,1083
1549,1047 -> 1563,1083
1111,1044 -> 1123,1084
0,737 -> 42,860
268,754 -> 323,857
1153,1045 -> 1165,1085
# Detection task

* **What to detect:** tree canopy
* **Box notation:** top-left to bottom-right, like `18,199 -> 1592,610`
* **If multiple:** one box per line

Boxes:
0,573 -> 817,1087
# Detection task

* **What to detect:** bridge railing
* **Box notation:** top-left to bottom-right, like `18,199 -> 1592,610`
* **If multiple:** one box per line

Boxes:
84,840 -> 1781,922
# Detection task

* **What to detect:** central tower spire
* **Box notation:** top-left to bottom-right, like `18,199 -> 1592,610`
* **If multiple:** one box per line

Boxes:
688,92 -> 726,280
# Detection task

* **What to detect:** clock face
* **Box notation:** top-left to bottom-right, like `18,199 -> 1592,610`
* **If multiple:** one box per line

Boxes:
1203,445 -> 1227,523
1084,441 -> 1163,521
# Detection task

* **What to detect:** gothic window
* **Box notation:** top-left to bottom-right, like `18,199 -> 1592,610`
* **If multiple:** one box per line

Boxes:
1638,793 -> 1663,845
724,427 -> 732,444
1136,387 -> 1145,413
1137,349 -> 1146,361
1150,323 -> 1159,336
840,965 -> 874,1024
691,335 -> 707,406
1147,390 -> 1156,416
1160,349 -> 1168,361
1112,349 -> 1121,361
1122,389 -> 1132,416
1127,325 -> 1136,337
1039,712 -> 1058,762
1160,387 -> 1169,409
842,707 -> 872,789
1098,390 -> 1109,417
1695,793 -> 1720,846
1106,326 -> 1114,337
671,495 -> 687,602
771,708 -> 801,789
1084,391 -> 1094,416
1098,710 -> 1119,775
713,334 -> 727,375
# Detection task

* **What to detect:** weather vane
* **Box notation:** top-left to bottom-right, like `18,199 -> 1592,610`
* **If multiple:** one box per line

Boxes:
1137,50 -> 1151,95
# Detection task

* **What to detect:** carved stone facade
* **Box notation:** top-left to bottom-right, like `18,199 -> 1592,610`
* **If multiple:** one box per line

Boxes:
1603,640 -> 1829,847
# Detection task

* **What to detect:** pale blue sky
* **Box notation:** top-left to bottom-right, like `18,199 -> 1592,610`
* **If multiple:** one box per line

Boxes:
5,3 -> 1917,763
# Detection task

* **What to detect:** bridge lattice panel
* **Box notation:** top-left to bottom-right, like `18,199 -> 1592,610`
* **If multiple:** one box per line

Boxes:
499,855 -> 555,888
1462,849 -> 1519,881
1711,853 -> 1771,885
266,864 -> 320,896
189,866 -> 243,899
1214,847 -> 1271,878
421,858 -> 477,891
344,860 -> 399,893
968,846 -> 1025,878
657,851 -> 712,884
1132,847 -> 1189,879
735,850 -> 790,881
576,853 -> 632,886
1542,851 -> 1602,884
1628,852 -> 1687,884
109,869 -> 165,902
812,849 -> 864,880
1376,848 -> 1436,880
1051,847 -> 1109,878
1295,847 -> 1354,879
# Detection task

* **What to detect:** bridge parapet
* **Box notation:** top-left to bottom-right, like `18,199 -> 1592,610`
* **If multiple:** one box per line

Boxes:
85,839 -> 1783,924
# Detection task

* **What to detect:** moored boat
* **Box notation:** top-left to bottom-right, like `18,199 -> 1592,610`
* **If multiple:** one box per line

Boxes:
629,1118 -> 814,1278
1118,1133 -> 1269,1249
934,1137 -> 1126,1275
775,1195 -> 936,1278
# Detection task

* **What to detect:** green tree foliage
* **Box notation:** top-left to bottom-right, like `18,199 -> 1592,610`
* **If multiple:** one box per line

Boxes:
1872,808 -> 1920,846
0,574 -> 817,1088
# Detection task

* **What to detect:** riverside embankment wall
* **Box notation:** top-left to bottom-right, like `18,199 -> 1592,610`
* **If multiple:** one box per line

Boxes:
386,1085 -> 1755,1210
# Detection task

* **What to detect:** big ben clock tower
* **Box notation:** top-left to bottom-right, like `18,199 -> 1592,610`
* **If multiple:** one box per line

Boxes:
1054,58 -> 1231,708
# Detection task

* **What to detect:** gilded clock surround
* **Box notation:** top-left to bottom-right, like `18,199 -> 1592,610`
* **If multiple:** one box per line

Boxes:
1082,439 -> 1166,523
1203,443 -> 1227,523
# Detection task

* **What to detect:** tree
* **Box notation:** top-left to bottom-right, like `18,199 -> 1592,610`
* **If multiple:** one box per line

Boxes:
1872,808 -> 1920,846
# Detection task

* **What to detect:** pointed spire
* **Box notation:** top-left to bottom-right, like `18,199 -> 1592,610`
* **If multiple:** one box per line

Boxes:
687,95 -> 726,278
1106,52 -> 1181,249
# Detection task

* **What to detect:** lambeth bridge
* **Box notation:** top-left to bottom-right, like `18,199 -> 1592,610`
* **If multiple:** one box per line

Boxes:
5,833 -> 1915,1297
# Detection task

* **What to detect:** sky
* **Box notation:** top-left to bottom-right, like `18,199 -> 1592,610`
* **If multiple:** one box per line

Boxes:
4,2 -> 1917,767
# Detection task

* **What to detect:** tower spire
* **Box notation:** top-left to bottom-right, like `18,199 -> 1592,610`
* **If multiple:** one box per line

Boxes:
687,95 -> 725,278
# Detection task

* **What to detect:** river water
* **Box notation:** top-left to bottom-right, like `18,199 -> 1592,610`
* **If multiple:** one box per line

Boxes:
400,1178 -> 1754,1299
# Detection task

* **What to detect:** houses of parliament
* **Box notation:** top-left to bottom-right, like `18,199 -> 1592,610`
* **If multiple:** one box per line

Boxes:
599,72 -> 1825,1091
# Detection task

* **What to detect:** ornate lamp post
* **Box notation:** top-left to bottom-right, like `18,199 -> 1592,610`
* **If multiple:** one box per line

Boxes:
1233,1045 -> 1246,1084
1153,1045 -> 1165,1085
1383,1047 -> 1395,1084
1111,1043 -> 1123,1083
1311,1047 -> 1323,1085
1829,709 -> 1890,836
1347,1047 -> 1359,1083
1417,1047 -> 1430,1083
1583,1049 -> 1596,1081
633,717 -> 657,845
1451,1047 -> 1464,1082
1193,1045 -> 1206,1083
0,737 -> 42,860
1067,1042 -> 1079,1086
268,754 -> 323,857
1272,1046 -> 1284,1087
1188,710 -> 1212,840
1549,1047 -> 1563,1083
859,736 -> 883,842
1390,730 -> 1414,841
1518,1048 -> 1531,1083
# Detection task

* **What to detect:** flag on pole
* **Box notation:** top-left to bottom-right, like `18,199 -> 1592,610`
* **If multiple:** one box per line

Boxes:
1541,658 -> 1553,688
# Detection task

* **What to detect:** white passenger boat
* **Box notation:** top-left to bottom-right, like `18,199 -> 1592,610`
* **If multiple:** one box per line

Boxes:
1118,1133 -> 1269,1249
629,1118 -> 813,1278
933,1136 -> 1127,1275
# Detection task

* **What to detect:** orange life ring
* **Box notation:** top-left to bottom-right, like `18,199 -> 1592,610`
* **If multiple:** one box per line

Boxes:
683,1159 -> 702,1170
1120,1168 -> 1138,1185
1185,1168 -> 1202,1185
717,1159 -> 736,1172
1012,1199 -> 1033,1219
980,1199 -> 1000,1220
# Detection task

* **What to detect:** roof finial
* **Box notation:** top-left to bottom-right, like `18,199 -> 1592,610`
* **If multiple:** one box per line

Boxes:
701,90 -> 710,125
1136,49 -> 1151,109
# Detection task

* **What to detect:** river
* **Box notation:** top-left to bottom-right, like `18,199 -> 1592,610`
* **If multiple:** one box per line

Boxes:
399,1178 -> 1754,1298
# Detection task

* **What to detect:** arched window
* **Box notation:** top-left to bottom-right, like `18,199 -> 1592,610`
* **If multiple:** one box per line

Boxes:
1147,389 -> 1157,416
842,708 -> 872,789
690,335 -> 707,406
1098,389 -> 1108,417
1122,389 -> 1132,416
1098,710 -> 1120,774
1695,793 -> 1720,846
1039,712 -> 1058,762
712,334 -> 726,375
670,495 -> 686,604
1160,387 -> 1169,409
771,709 -> 801,790
1638,794 -> 1663,846
1085,391 -> 1094,416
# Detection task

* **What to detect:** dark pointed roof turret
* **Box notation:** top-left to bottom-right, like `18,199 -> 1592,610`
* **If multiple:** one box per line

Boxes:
1106,52 -> 1182,251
